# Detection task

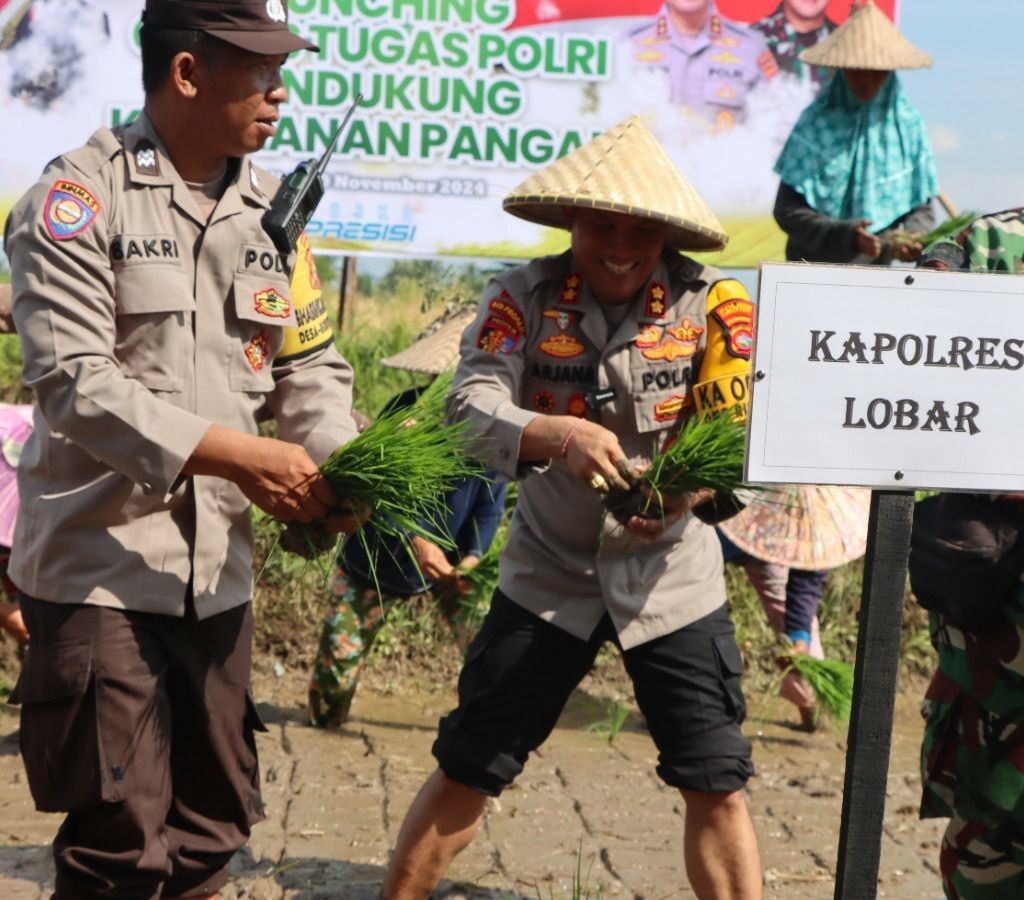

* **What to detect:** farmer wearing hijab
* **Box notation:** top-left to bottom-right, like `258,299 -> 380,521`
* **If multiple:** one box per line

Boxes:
773,0 -> 937,264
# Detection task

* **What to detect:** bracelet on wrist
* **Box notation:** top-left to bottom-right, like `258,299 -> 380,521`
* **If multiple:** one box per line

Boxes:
560,420 -> 583,457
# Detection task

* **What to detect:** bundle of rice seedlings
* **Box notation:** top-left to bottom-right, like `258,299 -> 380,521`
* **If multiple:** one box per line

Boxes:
285,371 -> 481,557
918,211 -> 978,249
605,410 -> 749,525
783,652 -> 854,725
888,211 -> 977,254
460,538 -> 501,596
456,518 -> 508,634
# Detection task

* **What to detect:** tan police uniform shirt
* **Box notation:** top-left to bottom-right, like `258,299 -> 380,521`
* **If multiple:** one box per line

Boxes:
3,113 -> 357,619
449,250 -> 754,649
625,4 -> 778,131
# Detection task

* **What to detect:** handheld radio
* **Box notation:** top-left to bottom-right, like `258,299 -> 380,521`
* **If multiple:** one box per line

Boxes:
261,94 -> 362,255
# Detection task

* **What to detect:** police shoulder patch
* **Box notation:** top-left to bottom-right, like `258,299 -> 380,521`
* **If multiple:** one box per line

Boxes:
758,50 -> 779,79
44,179 -> 100,241
477,293 -> 526,355
277,237 -> 334,363
708,280 -> 754,360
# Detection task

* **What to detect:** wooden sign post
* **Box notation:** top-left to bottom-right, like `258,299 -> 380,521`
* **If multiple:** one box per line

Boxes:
748,263 -> 1024,899
832,490 -> 913,899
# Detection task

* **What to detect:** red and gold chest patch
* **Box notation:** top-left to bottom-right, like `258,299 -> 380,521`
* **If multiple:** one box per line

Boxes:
540,308 -> 585,358
254,287 -> 291,318
712,50 -> 741,65
532,390 -> 556,414
638,317 -> 704,362
710,298 -> 754,359
635,324 -> 663,350
477,293 -> 526,355
244,332 -> 271,372
566,393 -> 588,418
44,179 -> 100,241
653,394 -> 688,422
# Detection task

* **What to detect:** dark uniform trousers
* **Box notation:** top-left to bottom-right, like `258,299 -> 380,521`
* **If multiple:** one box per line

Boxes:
13,593 -> 266,899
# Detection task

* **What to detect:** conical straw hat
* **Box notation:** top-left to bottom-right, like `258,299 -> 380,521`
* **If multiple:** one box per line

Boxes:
719,485 -> 872,569
503,116 -> 728,252
799,0 -> 931,71
380,307 -> 477,375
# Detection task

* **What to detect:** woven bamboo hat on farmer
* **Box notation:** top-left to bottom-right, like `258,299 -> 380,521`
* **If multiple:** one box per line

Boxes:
503,116 -> 728,252
799,0 -> 931,71
380,307 -> 477,376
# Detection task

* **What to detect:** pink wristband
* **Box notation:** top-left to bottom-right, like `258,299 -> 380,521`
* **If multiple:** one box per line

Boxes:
560,420 -> 583,457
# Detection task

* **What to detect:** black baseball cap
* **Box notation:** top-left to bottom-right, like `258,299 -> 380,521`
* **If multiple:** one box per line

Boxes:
142,0 -> 319,54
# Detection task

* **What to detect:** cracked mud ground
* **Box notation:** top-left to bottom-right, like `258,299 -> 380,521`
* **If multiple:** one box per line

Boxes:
0,660 -> 944,899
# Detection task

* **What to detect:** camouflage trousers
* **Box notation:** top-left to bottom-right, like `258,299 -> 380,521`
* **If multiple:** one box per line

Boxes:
936,812 -> 1024,899
307,565 -> 467,729
921,607 -> 1024,900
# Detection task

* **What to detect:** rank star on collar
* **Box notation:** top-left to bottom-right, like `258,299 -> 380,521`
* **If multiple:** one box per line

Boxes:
265,0 -> 287,23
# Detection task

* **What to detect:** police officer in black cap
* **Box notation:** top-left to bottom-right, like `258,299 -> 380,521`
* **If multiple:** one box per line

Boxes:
3,3 -> 364,897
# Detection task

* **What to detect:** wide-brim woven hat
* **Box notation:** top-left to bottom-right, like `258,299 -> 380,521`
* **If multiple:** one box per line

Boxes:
799,0 -> 931,71
719,485 -> 872,569
503,116 -> 728,252
380,307 -> 477,375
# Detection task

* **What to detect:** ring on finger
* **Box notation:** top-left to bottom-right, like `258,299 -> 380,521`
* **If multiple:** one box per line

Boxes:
589,473 -> 608,492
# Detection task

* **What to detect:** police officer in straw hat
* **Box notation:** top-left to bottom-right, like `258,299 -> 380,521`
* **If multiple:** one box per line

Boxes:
3,1 -> 363,896
382,116 -> 763,900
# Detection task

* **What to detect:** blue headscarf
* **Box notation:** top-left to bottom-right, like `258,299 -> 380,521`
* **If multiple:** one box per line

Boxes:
774,73 -> 938,231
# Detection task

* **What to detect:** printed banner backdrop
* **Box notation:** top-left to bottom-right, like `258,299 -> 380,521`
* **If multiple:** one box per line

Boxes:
0,0 -> 897,266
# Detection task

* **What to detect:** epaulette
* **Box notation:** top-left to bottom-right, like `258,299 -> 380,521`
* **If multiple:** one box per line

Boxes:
61,127 -> 123,179
518,250 -> 572,294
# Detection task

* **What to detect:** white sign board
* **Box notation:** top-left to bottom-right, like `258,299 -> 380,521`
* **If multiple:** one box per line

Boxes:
747,262 -> 1024,492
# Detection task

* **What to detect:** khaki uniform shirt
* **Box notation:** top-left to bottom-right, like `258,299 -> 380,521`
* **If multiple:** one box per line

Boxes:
449,251 -> 753,649
625,5 -> 778,132
3,114 -> 357,619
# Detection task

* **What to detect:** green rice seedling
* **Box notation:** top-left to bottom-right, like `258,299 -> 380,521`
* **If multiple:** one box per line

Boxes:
782,651 -> 854,725
459,520 -> 504,596
317,371 -> 479,543
534,840 -> 603,900
450,519 -> 505,639
281,372 -> 481,573
605,410 -> 750,525
585,697 -> 630,745
918,211 -> 978,249
887,212 -> 977,255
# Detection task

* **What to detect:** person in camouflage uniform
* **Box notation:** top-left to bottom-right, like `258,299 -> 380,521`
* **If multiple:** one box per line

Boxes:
308,384 -> 507,729
918,210 -> 1024,899
921,207 -> 1024,274
752,0 -> 836,92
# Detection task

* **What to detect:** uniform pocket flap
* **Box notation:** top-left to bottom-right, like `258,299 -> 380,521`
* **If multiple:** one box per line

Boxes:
115,266 -> 195,314
703,80 -> 744,109
712,634 -> 745,678
11,639 -> 93,705
233,274 -> 297,327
